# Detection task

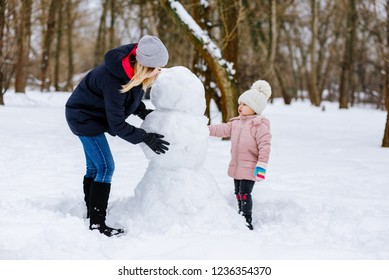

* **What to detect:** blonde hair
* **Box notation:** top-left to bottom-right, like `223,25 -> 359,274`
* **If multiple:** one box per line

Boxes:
120,62 -> 157,92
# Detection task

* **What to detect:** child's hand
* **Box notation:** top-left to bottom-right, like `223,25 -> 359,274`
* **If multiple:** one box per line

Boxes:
253,162 -> 267,182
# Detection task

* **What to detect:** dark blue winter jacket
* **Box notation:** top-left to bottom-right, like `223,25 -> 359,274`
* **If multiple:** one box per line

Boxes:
65,44 -> 147,144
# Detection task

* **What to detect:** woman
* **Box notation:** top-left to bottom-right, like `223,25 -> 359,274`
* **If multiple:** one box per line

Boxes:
65,35 -> 170,237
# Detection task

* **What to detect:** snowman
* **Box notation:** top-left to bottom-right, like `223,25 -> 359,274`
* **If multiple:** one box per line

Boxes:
129,66 -> 240,232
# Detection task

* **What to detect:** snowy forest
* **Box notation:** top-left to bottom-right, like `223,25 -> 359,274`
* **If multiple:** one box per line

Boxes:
1,0 -> 389,147
1,0 -> 389,263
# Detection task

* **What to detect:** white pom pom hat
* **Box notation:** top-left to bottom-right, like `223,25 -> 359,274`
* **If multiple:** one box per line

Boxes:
238,80 -> 272,115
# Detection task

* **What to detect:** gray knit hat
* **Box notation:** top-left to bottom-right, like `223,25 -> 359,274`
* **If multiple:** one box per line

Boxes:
136,35 -> 169,68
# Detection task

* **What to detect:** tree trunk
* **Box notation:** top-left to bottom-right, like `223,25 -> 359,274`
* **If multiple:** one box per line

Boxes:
243,0 -> 267,56
272,1 -> 292,105
382,0 -> 389,147
275,65 -> 292,104
0,0 -> 6,104
339,0 -> 356,109
263,0 -> 277,102
40,0 -> 60,91
109,0 -> 116,49
283,23 -> 299,101
191,0 -> 215,121
268,0 -> 277,76
139,1 -> 145,37
65,0 -> 74,91
308,0 -> 321,106
54,0 -> 64,91
218,0 -> 240,118
14,0 -> 32,93
218,0 -> 239,78
161,0 -> 239,122
95,0 -> 109,66
245,0 -> 284,103
383,111 -> 389,147
146,1 -> 159,36
293,24 -> 308,101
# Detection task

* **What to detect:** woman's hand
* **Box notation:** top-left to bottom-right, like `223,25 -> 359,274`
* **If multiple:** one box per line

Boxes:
137,108 -> 154,120
142,133 -> 170,154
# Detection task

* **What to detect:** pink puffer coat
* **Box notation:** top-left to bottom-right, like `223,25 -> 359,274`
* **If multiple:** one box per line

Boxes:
209,115 -> 271,181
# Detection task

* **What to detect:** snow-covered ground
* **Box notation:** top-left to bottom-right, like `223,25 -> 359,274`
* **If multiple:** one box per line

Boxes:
0,90 -> 388,260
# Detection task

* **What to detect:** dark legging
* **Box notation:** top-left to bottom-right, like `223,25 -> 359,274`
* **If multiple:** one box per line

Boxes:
234,179 -> 255,214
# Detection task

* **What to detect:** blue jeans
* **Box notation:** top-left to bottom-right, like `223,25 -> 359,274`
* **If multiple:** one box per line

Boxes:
79,134 -> 115,183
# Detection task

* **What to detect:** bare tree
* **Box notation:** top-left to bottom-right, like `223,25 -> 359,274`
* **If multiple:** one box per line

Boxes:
109,0 -> 116,49
307,0 -> 321,106
283,13 -> 308,102
382,0 -> 389,147
40,0 -> 60,91
317,0 -> 340,100
0,0 -> 6,104
14,0 -> 32,93
266,0 -> 278,91
95,0 -> 109,66
160,0 -> 239,122
191,0 -> 221,120
0,0 -> 17,102
218,0 -> 242,118
146,1 -> 160,36
92,0 -> 118,65
219,0 -> 240,76
243,0 -> 293,104
271,0 -> 294,105
65,0 -> 75,91
339,0 -> 357,109
54,0 -> 64,91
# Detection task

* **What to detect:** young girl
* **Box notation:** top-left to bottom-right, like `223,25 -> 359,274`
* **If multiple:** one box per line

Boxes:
65,35 -> 170,237
208,80 -> 272,230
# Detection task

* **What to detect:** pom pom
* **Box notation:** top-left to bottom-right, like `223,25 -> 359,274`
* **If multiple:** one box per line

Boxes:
251,80 -> 271,100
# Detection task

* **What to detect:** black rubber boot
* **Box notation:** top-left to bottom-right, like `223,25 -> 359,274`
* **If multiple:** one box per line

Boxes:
243,213 -> 254,230
89,181 -> 124,237
83,176 -> 94,218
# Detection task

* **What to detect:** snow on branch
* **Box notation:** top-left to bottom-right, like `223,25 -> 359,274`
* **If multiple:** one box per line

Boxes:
168,0 -> 236,78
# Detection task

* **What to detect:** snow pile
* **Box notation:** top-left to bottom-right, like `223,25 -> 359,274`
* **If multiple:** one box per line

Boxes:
1,90 -> 389,260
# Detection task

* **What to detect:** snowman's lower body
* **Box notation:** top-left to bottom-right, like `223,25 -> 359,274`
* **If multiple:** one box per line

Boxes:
132,167 -> 240,232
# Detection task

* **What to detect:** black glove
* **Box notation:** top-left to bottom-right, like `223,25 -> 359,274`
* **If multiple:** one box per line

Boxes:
137,108 -> 154,120
143,133 -> 170,154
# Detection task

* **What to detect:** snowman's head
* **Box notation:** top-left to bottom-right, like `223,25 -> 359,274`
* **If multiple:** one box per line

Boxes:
150,66 -> 206,115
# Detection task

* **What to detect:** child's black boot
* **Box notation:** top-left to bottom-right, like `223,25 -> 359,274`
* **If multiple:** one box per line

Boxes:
243,213 -> 254,230
89,181 -> 124,237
